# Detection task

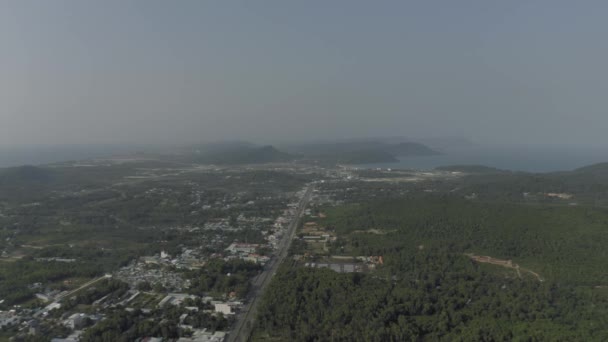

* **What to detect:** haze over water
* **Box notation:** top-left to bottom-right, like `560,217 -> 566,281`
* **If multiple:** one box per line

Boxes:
357,145 -> 608,173
0,144 -> 144,168
3,143 -> 607,173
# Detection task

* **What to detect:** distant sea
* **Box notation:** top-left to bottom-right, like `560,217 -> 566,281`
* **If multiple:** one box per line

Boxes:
0,144 -> 146,168
356,145 -> 608,173
2,144 -> 608,173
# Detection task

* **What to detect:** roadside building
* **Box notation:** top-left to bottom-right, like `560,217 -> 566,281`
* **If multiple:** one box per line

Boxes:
214,303 -> 233,315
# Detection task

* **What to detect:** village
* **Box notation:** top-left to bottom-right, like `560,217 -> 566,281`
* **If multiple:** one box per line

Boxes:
0,173 -> 314,341
0,163 -> 445,341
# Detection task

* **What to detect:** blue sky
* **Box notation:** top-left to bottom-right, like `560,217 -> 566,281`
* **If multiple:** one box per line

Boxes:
2,1 -> 608,146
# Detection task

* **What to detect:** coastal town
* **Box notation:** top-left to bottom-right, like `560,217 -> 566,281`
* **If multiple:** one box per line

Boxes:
0,160 -> 327,341
0,158 -> 421,341
1,155 -> 568,341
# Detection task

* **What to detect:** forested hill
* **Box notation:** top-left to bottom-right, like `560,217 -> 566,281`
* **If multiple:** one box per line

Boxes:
281,140 -> 440,164
573,162 -> 608,173
435,164 -> 511,174
430,161 -> 608,205
565,162 -> 608,182
328,149 -> 398,164
320,197 -> 608,285
181,139 -> 439,165
191,145 -> 294,165
383,142 -> 441,156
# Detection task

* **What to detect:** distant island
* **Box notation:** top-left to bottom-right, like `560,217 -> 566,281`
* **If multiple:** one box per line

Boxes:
178,138 -> 440,165
192,145 -> 293,165
435,165 -> 512,174
280,138 -> 440,165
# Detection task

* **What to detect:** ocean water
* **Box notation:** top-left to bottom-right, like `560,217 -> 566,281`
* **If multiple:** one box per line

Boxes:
356,145 -> 608,173
0,144 -> 143,168
2,144 -> 608,173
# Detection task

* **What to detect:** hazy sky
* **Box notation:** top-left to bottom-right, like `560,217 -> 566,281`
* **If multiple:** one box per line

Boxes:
2,1 -> 608,147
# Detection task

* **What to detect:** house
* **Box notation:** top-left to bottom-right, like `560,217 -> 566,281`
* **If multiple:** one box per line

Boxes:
43,302 -> 61,313
35,293 -> 51,302
225,243 -> 259,254
63,313 -> 88,330
158,293 -> 196,308
28,320 -> 40,335
214,303 -> 233,315
178,329 -> 227,342
244,254 -> 270,265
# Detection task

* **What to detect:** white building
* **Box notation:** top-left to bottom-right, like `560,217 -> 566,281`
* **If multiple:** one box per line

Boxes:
214,303 -> 233,315
63,313 -> 88,330
225,243 -> 258,254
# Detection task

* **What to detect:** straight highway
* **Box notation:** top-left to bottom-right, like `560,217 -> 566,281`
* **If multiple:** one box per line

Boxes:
226,184 -> 313,342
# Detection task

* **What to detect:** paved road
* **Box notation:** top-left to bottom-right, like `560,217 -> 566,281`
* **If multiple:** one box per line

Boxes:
33,274 -> 111,317
226,185 -> 313,342
55,274 -> 112,302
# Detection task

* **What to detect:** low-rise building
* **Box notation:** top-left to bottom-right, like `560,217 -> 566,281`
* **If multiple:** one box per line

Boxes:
225,243 -> 259,254
158,293 -> 196,308
63,313 -> 88,330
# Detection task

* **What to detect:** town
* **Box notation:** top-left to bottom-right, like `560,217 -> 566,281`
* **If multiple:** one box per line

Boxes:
0,160 -> 348,341
2,155 -> 579,342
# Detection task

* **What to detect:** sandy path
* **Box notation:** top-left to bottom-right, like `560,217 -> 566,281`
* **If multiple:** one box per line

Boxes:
465,253 -> 544,282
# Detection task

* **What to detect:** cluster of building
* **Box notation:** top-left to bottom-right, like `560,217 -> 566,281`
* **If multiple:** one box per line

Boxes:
0,310 -> 19,329
224,242 -> 270,265
140,249 -> 206,270
300,220 -> 337,244
176,329 -> 227,342
6,310 -> 101,342
1,169 -> 319,341
304,262 -> 362,273
202,219 -> 241,232
220,195 -> 307,265
34,289 -> 68,303
301,255 -> 383,274
115,258 -> 189,291
34,257 -> 76,263
158,293 -> 241,316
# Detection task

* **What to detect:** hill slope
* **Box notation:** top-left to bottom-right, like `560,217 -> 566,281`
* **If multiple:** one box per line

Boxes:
384,142 -> 441,157
195,145 -> 294,165
282,139 -> 439,164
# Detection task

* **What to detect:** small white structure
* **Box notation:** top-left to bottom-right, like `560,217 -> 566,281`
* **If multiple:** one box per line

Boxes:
225,243 -> 258,254
43,302 -> 61,313
214,303 -> 233,315
63,313 -> 87,330
158,293 -> 196,308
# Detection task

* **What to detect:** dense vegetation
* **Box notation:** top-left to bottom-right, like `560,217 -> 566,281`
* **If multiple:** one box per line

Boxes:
323,197 -> 608,285
192,145 -> 294,165
81,308 -> 182,341
0,259 -> 101,307
254,197 -> 608,340
186,259 -> 262,298
256,255 -> 608,341
445,164 -> 608,205
80,295 -> 231,341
